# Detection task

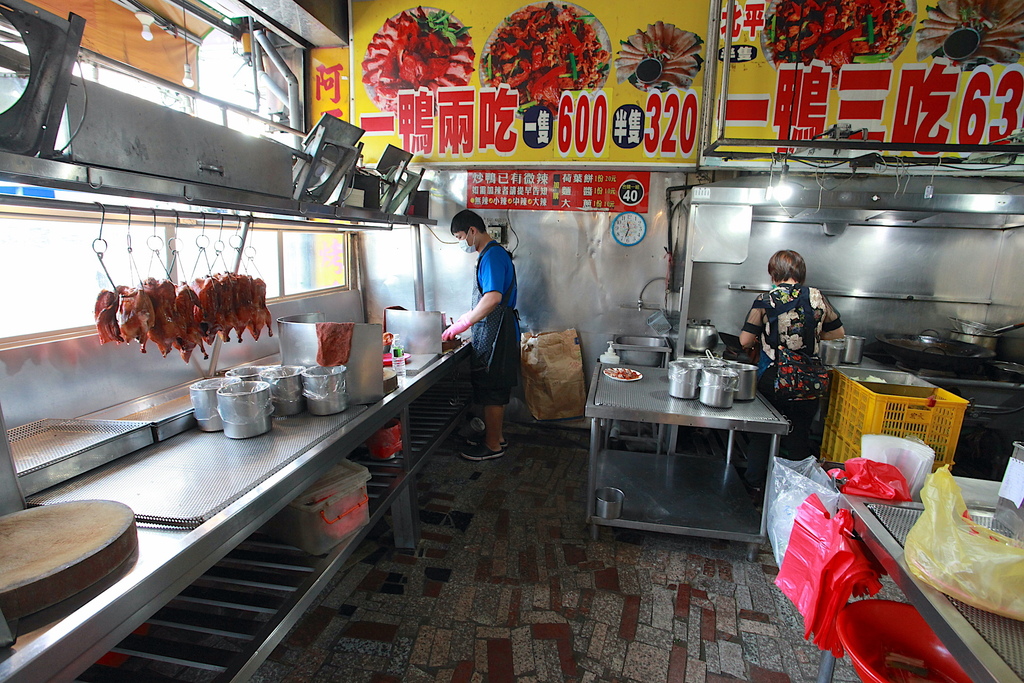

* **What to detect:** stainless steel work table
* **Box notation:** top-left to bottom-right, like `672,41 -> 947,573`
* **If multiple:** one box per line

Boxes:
585,366 -> 789,560
0,345 -> 470,683
846,488 -> 1024,683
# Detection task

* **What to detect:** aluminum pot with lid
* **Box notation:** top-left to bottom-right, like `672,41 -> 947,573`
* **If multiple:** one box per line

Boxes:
684,320 -> 719,353
699,367 -> 738,409
668,359 -> 701,399
726,362 -> 757,401
216,381 -> 273,439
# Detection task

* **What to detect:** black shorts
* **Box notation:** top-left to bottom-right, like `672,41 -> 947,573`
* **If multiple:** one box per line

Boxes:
470,353 -> 519,406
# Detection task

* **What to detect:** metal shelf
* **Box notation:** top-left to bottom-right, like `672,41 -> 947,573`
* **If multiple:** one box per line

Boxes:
72,373 -> 470,683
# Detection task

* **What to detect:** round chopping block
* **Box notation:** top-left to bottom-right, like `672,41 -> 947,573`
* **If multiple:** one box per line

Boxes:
0,500 -> 138,619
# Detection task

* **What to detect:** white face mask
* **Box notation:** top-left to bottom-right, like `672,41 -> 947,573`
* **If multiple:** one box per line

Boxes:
459,232 -> 475,253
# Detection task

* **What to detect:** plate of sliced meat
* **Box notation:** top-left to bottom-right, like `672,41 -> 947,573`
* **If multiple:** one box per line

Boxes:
603,367 -> 642,382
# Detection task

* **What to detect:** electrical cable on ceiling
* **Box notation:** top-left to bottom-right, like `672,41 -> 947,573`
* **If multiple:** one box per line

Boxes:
57,62 -> 88,156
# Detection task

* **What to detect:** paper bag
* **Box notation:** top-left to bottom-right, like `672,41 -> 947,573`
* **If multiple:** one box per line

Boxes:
520,329 -> 586,420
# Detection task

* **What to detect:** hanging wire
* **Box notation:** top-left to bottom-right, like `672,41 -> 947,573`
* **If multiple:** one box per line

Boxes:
91,202 -> 118,290
190,213 -> 214,279
146,209 -> 172,279
167,211 -> 181,280
212,215 -> 229,272
125,206 -> 144,286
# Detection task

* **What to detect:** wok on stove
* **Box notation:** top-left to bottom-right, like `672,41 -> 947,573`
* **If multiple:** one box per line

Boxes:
876,333 -> 996,373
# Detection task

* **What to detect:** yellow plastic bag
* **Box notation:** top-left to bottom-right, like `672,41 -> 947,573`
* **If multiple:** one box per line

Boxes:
904,466 -> 1024,619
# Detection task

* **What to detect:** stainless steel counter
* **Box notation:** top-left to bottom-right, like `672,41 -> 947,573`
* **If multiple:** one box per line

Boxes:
585,366 -> 789,560
0,345 -> 470,683
848,492 -> 1023,683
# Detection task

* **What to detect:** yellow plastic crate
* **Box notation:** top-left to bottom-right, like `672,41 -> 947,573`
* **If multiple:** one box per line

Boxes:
821,370 -> 968,469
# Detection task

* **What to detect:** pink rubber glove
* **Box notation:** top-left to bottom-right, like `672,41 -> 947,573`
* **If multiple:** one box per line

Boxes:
442,313 -> 473,341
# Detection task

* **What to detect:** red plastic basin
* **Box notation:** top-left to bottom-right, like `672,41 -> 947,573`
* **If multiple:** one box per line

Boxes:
836,600 -> 971,683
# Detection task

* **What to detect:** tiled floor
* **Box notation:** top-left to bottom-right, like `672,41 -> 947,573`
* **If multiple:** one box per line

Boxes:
253,424 -> 866,683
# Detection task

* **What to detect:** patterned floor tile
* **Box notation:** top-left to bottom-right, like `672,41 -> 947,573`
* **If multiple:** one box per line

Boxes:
256,423 -> 860,682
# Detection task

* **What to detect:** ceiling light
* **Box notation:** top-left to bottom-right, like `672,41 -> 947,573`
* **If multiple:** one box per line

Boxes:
182,62 -> 195,88
135,11 -> 155,41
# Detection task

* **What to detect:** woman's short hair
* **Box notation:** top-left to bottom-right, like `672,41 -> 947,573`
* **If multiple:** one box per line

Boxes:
768,250 -> 806,284
450,209 -> 485,236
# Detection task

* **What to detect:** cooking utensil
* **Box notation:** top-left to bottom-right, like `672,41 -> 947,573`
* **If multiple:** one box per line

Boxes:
668,360 -> 701,399
727,361 -> 758,401
594,487 -> 624,519
842,336 -> 865,364
302,366 -> 348,415
684,320 -> 719,353
216,381 -> 273,439
718,332 -> 743,352
647,309 -> 672,336
820,339 -> 846,366
259,366 -> 306,416
876,333 -> 996,373
989,361 -> 1024,382
992,321 -> 1024,335
190,377 -> 243,431
948,329 -> 998,351
699,367 -> 738,408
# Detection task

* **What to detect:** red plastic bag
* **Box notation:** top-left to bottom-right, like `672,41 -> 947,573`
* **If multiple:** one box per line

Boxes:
366,419 -> 402,460
828,458 -> 911,501
775,494 -> 884,656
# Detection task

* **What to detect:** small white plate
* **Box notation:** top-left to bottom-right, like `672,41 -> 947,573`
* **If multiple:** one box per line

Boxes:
603,367 -> 642,382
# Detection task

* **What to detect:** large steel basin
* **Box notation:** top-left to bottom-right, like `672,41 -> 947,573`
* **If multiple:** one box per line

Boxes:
614,335 -> 672,367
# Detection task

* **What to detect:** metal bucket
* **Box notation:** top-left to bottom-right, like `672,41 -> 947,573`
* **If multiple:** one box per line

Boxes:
668,360 -> 701,399
216,381 -> 273,439
595,487 -> 624,519
820,339 -> 846,366
226,365 -> 269,382
302,366 -> 348,415
699,367 -> 738,409
259,365 -> 306,416
728,362 -> 758,401
189,377 -> 242,431
842,335 -> 865,364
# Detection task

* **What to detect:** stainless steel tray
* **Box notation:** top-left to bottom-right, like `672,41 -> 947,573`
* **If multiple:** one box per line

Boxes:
119,396 -> 197,441
8,418 -> 154,495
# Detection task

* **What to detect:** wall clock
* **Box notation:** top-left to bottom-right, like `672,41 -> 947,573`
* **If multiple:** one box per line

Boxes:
611,211 -> 646,246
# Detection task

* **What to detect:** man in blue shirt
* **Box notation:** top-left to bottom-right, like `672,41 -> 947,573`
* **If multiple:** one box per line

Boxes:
442,209 -> 519,461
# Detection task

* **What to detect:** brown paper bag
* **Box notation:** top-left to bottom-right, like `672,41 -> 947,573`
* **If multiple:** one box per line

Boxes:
520,329 -> 586,420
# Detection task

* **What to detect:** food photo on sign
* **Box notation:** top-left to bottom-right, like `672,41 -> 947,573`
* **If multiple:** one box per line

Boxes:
719,0 -> 1024,152
351,0 -> 710,165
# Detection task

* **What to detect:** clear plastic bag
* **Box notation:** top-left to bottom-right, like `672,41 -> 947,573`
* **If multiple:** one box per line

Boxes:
904,466 -> 1024,620
766,456 -> 841,567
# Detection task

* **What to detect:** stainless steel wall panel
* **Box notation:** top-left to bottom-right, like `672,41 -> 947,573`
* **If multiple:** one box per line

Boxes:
685,221 -> 1004,342
361,170 -> 690,377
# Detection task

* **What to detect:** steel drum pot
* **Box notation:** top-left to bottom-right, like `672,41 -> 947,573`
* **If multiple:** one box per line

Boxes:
216,381 -> 273,439
842,336 -> 865,364
189,377 -> 242,431
699,367 -> 738,409
259,365 -> 306,416
302,366 -> 348,415
820,339 -> 846,366
876,333 -> 996,373
668,360 -> 701,399
684,320 -> 719,353
727,362 -> 758,401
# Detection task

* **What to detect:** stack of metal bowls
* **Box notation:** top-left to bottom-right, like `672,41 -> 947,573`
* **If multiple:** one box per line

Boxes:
301,366 -> 348,415
216,380 -> 273,439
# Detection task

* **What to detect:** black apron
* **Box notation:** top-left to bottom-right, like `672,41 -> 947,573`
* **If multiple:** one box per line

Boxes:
471,241 -> 519,383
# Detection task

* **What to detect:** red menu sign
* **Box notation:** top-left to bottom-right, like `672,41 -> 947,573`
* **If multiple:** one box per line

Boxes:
467,170 -> 650,213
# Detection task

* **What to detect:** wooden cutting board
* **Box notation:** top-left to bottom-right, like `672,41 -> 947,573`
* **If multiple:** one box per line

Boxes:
0,500 -> 138,619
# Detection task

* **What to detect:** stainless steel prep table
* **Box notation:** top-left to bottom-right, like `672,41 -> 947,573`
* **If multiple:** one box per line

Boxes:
585,366 -> 789,560
0,345 -> 470,683
847,489 -> 1023,683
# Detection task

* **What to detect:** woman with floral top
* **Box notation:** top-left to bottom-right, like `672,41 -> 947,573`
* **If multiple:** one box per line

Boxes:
738,250 -> 845,491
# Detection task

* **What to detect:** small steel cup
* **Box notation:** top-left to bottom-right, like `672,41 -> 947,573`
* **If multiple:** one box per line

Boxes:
595,487 -> 624,519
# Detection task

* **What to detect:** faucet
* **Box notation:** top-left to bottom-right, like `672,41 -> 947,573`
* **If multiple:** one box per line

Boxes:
637,277 -> 666,311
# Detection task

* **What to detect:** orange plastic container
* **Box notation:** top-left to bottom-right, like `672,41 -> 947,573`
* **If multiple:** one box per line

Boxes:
836,600 -> 971,683
261,459 -> 371,555
821,370 -> 968,470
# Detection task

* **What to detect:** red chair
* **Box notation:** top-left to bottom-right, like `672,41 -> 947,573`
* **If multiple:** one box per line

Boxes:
835,600 -> 971,683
